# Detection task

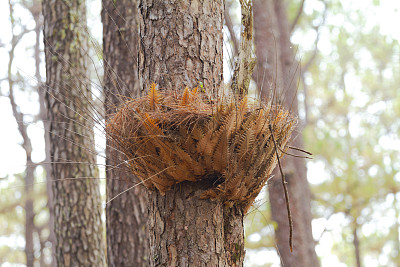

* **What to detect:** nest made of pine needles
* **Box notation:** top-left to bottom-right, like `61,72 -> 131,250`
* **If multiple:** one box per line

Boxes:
106,83 -> 297,209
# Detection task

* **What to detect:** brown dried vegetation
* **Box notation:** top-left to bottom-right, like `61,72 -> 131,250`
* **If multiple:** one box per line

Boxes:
106,83 -> 296,211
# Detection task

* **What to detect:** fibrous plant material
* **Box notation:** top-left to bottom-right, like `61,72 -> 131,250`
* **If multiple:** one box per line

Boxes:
106,83 -> 297,211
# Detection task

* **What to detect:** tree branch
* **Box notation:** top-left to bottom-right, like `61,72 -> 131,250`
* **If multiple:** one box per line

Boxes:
290,0 -> 306,33
224,1 -> 239,57
301,0 -> 327,125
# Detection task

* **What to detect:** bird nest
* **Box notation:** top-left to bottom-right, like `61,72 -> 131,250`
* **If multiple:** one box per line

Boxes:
106,83 -> 297,209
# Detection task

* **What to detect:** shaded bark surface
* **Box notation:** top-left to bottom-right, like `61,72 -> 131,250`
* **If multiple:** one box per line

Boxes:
148,182 -> 244,266
43,0 -> 106,266
102,1 -> 150,266
253,0 -> 319,266
138,1 -> 245,266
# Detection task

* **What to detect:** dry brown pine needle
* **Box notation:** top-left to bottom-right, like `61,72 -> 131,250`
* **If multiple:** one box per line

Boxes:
106,83 -> 297,211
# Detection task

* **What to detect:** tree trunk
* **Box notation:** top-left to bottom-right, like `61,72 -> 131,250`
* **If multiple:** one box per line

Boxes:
353,226 -> 361,267
9,66 -> 35,267
42,0 -> 106,266
24,159 -> 35,267
147,182 -> 244,266
7,5 -> 36,263
138,0 -> 224,93
138,1 -> 244,266
253,0 -> 282,101
31,6 -> 57,264
102,1 -> 150,266
253,0 -> 319,266
393,190 -> 400,265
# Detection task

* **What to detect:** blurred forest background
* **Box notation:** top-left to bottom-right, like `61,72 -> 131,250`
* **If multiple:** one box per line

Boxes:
0,0 -> 399,266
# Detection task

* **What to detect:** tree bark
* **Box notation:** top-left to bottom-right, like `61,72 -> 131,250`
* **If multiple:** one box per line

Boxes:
353,226 -> 361,267
102,1 -> 150,266
253,0 -> 319,266
7,3 -> 36,264
138,1 -> 244,266
31,4 -> 57,264
42,0 -> 106,266
148,182 -> 245,266
224,0 -> 239,57
138,0 -> 223,94
8,64 -> 35,267
253,0 -> 282,101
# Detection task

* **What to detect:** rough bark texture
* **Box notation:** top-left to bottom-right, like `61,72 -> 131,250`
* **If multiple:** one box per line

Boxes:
42,0 -> 106,266
102,1 -> 150,266
138,1 -> 245,266
253,0 -> 319,266
148,182 -> 244,266
231,1 -> 256,99
138,0 -> 223,93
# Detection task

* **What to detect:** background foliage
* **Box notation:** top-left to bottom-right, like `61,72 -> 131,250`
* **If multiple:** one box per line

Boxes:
244,0 -> 400,266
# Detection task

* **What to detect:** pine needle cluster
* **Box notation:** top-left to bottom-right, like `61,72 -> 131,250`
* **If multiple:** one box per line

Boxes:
106,83 -> 296,210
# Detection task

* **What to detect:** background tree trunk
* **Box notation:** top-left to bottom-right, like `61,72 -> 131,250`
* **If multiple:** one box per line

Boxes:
102,1 -> 150,266
7,3 -> 36,265
30,2 -> 57,264
138,1 -> 244,266
42,0 -> 106,266
253,0 -> 319,266
353,226 -> 362,267
253,0 -> 281,101
8,55 -> 35,267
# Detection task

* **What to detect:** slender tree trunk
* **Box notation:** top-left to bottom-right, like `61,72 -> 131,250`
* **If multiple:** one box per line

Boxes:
353,226 -> 361,267
42,0 -> 106,266
138,1 -> 244,266
274,1 -> 319,265
9,69 -> 35,267
31,7 -> 57,265
7,4 -> 36,263
253,0 -> 282,101
393,190 -> 400,265
224,0 -> 239,57
253,0 -> 319,266
10,86 -> 35,267
102,1 -> 150,266
24,161 -> 35,267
